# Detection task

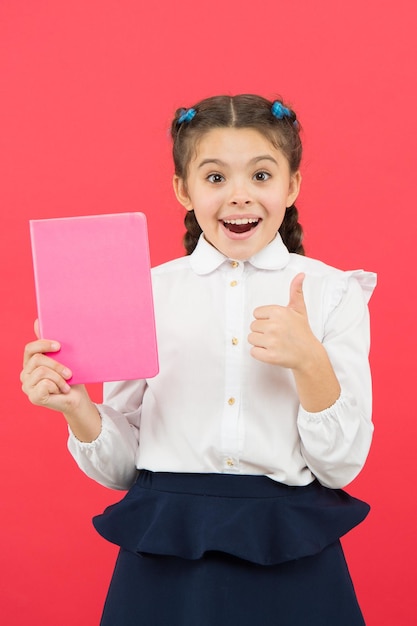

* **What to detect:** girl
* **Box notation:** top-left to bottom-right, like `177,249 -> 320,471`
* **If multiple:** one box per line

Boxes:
21,94 -> 376,625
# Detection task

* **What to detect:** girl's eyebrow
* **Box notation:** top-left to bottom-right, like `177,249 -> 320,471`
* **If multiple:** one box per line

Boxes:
198,155 -> 278,169
198,158 -> 226,169
251,155 -> 278,165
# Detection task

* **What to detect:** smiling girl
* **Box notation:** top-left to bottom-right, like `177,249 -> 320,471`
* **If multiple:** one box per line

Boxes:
174,125 -> 301,261
21,94 -> 376,625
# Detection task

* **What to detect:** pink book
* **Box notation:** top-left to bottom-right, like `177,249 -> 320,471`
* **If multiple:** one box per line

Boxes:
30,212 -> 159,384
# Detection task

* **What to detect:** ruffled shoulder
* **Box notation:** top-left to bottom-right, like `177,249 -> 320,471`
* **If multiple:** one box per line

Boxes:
342,270 -> 377,304
325,269 -> 377,313
289,254 -> 377,315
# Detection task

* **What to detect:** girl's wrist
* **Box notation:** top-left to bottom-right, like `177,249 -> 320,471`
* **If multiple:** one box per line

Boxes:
63,389 -> 102,443
292,343 -> 341,413
292,337 -> 327,375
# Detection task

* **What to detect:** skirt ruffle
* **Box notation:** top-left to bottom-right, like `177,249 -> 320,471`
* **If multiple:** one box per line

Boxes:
93,470 -> 369,566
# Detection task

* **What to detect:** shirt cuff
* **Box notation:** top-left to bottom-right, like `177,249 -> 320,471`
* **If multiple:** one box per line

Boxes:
67,405 -> 105,448
298,393 -> 351,422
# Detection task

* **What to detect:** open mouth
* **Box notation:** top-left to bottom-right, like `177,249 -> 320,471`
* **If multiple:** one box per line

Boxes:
222,218 -> 260,234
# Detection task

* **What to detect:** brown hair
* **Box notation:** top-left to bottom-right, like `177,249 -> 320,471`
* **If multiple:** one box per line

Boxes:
170,94 -> 304,255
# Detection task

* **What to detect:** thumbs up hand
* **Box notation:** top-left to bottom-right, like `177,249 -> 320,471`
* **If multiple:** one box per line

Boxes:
248,273 -> 321,369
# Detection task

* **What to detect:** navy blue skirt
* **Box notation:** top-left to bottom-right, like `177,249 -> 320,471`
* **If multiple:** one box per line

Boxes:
93,471 -> 369,625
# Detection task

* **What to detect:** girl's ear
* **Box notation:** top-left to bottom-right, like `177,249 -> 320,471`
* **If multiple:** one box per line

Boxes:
286,170 -> 302,208
173,175 -> 193,212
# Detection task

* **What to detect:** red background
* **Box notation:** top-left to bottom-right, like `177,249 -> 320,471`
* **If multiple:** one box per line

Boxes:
1,1 -> 415,624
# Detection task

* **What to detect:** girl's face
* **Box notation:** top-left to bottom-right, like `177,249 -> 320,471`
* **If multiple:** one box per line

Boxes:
174,127 -> 301,260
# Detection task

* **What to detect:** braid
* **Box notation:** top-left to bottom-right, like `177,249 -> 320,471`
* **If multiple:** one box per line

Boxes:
279,205 -> 305,255
183,211 -> 202,255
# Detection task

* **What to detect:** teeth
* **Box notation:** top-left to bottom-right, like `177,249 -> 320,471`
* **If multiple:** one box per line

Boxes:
223,218 -> 259,225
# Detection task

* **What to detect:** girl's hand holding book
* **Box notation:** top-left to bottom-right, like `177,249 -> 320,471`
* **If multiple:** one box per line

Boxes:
20,321 -> 101,442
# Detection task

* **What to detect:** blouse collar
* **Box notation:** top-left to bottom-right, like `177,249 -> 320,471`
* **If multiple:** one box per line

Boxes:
189,233 -> 290,275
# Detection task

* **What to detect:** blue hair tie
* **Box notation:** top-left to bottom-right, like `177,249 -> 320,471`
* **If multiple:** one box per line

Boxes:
271,101 -> 292,120
178,108 -> 196,124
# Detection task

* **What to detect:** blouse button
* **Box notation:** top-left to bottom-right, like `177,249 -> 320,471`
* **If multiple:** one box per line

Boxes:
226,458 -> 234,467
231,261 -> 239,268
228,397 -> 235,405
230,280 -> 238,287
231,337 -> 238,345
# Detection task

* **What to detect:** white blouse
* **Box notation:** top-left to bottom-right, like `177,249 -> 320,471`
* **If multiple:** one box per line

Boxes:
68,234 -> 376,491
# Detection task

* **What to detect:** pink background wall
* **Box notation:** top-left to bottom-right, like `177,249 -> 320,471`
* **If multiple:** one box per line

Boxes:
1,1 -> 416,624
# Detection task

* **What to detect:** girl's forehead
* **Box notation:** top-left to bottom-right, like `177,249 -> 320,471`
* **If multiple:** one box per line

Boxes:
191,127 -> 285,165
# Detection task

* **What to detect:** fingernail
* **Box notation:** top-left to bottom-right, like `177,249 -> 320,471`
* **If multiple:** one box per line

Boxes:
50,342 -> 60,351
62,368 -> 72,379
63,383 -> 71,393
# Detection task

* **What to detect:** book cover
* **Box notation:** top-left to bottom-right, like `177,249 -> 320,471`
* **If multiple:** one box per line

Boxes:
30,212 -> 159,384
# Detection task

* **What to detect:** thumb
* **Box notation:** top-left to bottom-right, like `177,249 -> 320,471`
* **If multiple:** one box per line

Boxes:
288,273 -> 307,314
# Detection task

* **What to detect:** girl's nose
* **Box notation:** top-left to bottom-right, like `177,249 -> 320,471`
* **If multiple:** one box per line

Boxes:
229,185 -> 253,206
230,197 -> 252,206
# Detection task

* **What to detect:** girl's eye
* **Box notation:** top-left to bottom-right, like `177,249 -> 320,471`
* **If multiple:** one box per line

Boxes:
254,171 -> 271,181
207,173 -> 225,183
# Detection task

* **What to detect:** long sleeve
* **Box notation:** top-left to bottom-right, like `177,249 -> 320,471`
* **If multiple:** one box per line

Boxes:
67,379 -> 146,490
297,274 -> 374,488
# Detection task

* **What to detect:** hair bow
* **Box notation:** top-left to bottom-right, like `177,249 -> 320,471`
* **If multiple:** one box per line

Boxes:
271,101 -> 292,120
178,108 -> 196,124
